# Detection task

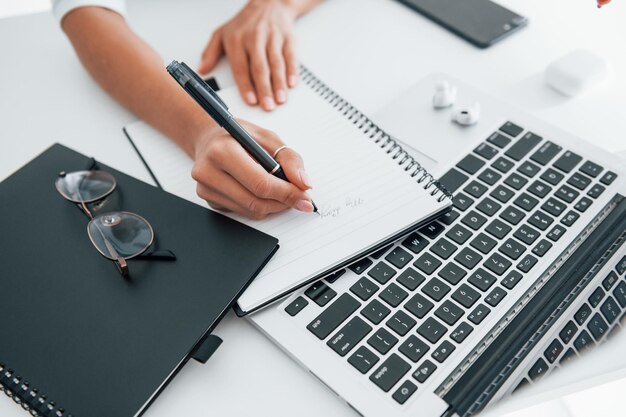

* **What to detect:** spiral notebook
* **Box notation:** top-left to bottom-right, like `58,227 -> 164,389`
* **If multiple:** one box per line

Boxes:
125,67 -> 452,315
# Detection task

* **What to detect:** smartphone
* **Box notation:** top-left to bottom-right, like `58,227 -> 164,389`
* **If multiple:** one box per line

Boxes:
397,0 -> 528,48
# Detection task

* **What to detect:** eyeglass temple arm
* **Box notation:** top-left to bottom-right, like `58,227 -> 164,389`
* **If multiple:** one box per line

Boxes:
102,237 -> 129,278
137,249 -> 177,261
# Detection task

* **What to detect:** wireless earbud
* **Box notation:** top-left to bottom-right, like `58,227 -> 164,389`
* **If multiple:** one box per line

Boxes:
432,81 -> 457,109
451,102 -> 481,126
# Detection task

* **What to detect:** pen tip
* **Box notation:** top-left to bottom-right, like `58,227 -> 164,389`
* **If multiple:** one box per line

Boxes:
312,200 -> 319,214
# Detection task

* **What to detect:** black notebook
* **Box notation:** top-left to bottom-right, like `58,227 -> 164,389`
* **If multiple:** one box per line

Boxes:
0,144 -> 278,416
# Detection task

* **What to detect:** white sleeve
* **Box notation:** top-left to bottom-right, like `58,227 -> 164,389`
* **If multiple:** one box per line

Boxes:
51,0 -> 126,23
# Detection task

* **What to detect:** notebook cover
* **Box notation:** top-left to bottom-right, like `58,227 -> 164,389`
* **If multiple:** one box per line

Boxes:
0,143 -> 278,416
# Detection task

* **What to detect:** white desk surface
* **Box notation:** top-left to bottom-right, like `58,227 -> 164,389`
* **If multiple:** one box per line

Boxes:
1,1 -> 625,416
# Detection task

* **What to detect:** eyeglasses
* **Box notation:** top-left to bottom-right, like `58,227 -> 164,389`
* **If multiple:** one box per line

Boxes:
55,158 -> 175,278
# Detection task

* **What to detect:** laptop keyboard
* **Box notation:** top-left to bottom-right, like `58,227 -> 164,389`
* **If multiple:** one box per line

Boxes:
284,121 -> 622,405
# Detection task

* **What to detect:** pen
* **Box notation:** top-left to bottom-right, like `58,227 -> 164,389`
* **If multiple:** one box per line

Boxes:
166,60 -> 318,214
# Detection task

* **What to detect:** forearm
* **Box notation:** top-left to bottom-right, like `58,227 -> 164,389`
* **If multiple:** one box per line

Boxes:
275,0 -> 324,17
61,7 -> 213,157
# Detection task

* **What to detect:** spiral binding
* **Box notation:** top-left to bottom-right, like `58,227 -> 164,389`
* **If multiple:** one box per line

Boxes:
300,66 -> 453,203
0,363 -> 71,417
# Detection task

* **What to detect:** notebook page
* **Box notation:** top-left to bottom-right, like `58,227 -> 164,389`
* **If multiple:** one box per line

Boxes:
126,83 -> 449,312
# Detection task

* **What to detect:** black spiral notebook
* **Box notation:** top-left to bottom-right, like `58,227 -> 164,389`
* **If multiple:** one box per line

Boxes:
0,144 -> 278,416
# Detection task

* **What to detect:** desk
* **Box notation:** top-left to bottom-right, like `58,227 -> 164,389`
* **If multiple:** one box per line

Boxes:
1,1 -> 624,416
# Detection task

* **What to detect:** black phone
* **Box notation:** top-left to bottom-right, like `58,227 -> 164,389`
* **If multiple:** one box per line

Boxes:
397,0 -> 528,48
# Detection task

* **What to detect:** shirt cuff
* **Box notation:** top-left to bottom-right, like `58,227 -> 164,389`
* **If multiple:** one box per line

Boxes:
52,0 -> 126,24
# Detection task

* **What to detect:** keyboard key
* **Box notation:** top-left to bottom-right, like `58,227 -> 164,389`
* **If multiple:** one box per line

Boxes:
559,321 -> 578,344
529,358 -> 548,381
613,281 -> 626,308
305,281 -> 337,307
484,252 -> 512,276
380,283 -> 409,307
438,168 -> 469,193
368,261 -> 397,284
514,378 -> 530,393
387,310 -> 417,336
575,304 -> 592,326
527,180 -> 552,199
454,247 -> 483,270
540,168 -> 565,185
368,328 -> 399,355
517,161 -> 541,178
446,224 -> 473,245
307,293 -> 361,339
600,297 -> 620,324
348,346 -> 379,374
516,254 -> 538,273
468,268 -> 498,291
418,317 -> 448,343
492,156 -> 515,174
529,210 -> 554,231
478,168 -> 502,186
413,359 -> 438,383
505,132 -> 542,161
500,206 -> 526,225
370,245 -> 392,260
420,221 -> 446,239
405,293 -> 434,319
438,262 -> 468,285
348,257 -> 373,275
579,161 -> 603,178
618,256 -> 626,275
468,303 -> 491,324
488,131 -> 513,147
499,238 -> 526,260
574,196 -> 593,213
369,353 -> 410,392
531,238 -> 552,257
431,237 -> 458,260
555,185 -> 579,203
485,219 -> 512,239
327,316 -> 372,356
476,197 -> 502,216
573,330 -> 594,353
599,171 -> 618,185
464,180 -> 488,198
385,247 -> 413,269
285,296 -> 309,316
392,380 -> 418,404
587,183 -> 606,199
513,193 -> 539,212
530,141 -> 562,165
462,210 -> 487,230
432,340 -> 456,363
399,335 -> 430,363
439,210 -> 461,226
554,151 -> 582,173
325,269 -> 346,283
502,270 -> 524,290
567,172 -> 592,190
453,193 -> 474,212
470,232 -> 498,254
588,287 -> 605,308
402,232 -> 429,254
560,348 -> 577,366
451,322 -> 473,343
474,142 -> 499,160
490,185 -> 516,203
414,253 -> 442,275
602,271 -> 618,291
560,210 -> 579,227
350,277 -> 379,301
435,300 -> 465,325
452,284 -> 481,308
361,299 -> 391,324
515,224 -> 540,245
422,277 -> 451,302
587,312 -> 609,341
457,154 -> 486,175
547,225 -> 566,241
396,267 -> 425,291
504,172 -> 529,190
544,339 -> 564,363
499,121 -> 524,138
542,198 -> 566,216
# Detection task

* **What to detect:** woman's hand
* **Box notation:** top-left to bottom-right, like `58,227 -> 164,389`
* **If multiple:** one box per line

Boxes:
198,0 -> 306,111
192,119 -> 314,219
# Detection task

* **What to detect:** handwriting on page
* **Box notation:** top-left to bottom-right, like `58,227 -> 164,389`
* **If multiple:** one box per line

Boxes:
318,196 -> 365,219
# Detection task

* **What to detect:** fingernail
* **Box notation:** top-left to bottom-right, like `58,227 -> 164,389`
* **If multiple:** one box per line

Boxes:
299,169 -> 313,189
288,75 -> 298,88
295,199 -> 314,213
245,91 -> 258,105
276,89 -> 287,104
262,96 -> 276,111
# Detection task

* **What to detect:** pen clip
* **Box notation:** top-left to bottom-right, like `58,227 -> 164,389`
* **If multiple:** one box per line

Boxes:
179,62 -> 228,111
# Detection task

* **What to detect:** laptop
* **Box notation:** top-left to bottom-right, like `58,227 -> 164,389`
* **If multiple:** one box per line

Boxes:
247,74 -> 626,417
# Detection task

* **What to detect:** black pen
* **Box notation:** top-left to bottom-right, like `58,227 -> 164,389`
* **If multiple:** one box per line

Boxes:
166,60 -> 318,214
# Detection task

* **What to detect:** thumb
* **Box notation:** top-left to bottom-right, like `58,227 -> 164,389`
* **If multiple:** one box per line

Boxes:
198,27 -> 224,74
274,147 -> 312,191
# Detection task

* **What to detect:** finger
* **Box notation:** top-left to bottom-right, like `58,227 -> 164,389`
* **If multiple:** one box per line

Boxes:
283,35 -> 299,88
267,32 -> 288,104
198,27 -> 224,74
224,36 -> 257,105
248,34 -> 276,111
274,147 -> 312,191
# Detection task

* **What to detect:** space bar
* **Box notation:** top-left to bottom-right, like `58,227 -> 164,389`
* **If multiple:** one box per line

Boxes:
307,293 -> 361,339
